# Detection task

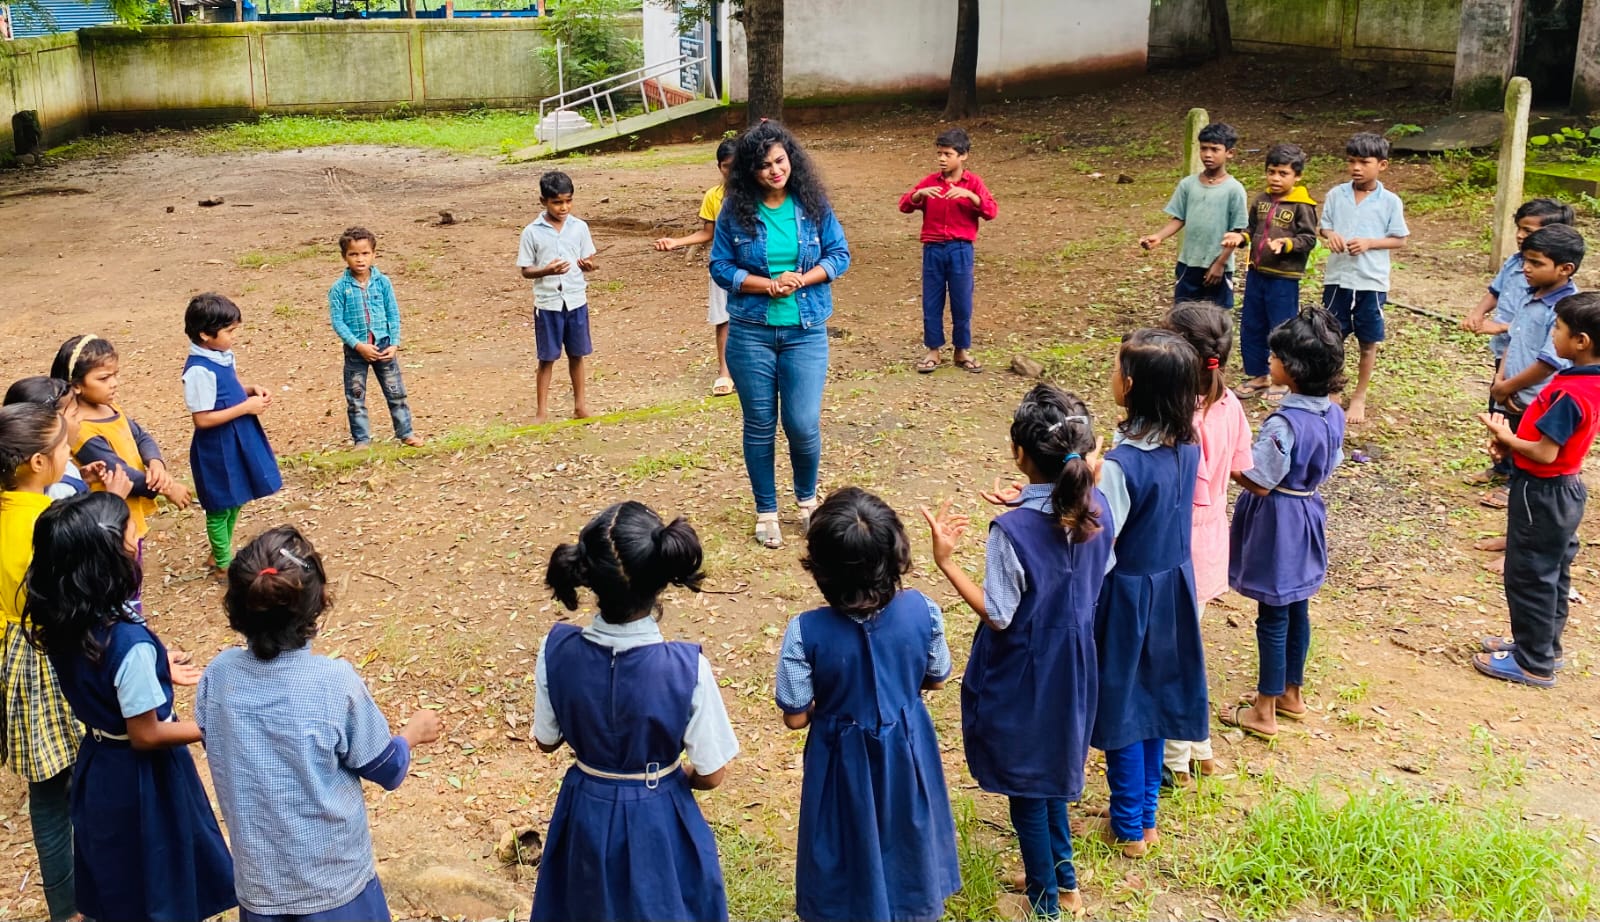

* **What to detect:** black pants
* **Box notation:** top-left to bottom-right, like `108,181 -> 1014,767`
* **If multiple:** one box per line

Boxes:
1504,471 -> 1586,675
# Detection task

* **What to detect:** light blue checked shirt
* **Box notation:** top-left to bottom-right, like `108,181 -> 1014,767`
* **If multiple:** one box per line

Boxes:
775,590 -> 951,712
195,646 -> 408,916
328,265 -> 402,349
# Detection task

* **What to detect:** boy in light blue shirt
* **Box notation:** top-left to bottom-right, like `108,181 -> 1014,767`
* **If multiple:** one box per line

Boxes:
1319,132 -> 1409,424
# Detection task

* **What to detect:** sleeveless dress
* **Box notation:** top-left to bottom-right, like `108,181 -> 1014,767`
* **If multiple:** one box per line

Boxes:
1092,442 -> 1209,752
49,619 -> 235,922
183,352 -> 283,512
530,622 -> 727,922
792,590 -> 961,922
72,408 -> 157,539
963,499 -> 1114,800
1229,403 -> 1346,605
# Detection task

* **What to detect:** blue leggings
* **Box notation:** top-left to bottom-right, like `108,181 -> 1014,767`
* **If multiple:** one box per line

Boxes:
1104,739 -> 1163,842
1009,797 -> 1076,917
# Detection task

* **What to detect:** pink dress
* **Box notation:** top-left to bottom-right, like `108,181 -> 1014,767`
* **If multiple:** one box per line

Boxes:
1191,389 -> 1254,603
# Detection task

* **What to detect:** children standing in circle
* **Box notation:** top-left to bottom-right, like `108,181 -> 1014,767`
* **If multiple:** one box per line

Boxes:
197,526 -> 441,921
654,138 -> 738,397
1161,303 -> 1253,783
52,334 -> 192,548
924,385 -> 1112,920
1222,309 -> 1346,741
532,502 -> 737,922
24,492 -> 235,922
183,294 -> 284,577
776,487 -> 960,922
1087,329 -> 1206,856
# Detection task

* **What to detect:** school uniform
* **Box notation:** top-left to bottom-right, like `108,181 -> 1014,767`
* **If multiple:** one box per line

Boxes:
776,589 -> 960,922
1320,180 -> 1408,344
1094,436 -> 1205,843
530,618 -> 737,922
1229,395 -> 1345,697
184,345 -> 283,567
966,485 -> 1113,917
50,618 -> 236,922
71,407 -> 162,540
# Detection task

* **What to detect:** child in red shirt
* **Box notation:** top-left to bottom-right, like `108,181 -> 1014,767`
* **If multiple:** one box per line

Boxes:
899,128 -> 998,375
1478,290 -> 1600,688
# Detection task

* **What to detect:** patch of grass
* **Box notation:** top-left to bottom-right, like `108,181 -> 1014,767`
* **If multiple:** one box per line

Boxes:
943,797 -> 1004,922
237,244 -> 323,269
192,109 -> 544,156
1469,725 -> 1528,790
45,130 -> 158,161
717,822 -> 794,921
271,302 -> 303,320
1191,782 -> 1597,920
623,448 -> 707,481
1335,679 -> 1371,703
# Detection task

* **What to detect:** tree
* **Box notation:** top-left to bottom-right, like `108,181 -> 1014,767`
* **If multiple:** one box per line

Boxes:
943,0 -> 979,119
739,0 -> 784,124
1206,0 -> 1231,57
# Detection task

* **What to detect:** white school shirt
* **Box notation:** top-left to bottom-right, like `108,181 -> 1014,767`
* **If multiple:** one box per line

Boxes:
517,213 -> 597,312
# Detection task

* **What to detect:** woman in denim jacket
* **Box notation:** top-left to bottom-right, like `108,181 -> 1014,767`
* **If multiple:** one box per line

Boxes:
710,121 -> 851,549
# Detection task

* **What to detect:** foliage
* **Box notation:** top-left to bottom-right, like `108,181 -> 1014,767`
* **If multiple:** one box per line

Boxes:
533,0 -> 644,92
188,109 -> 541,156
942,797 -> 1003,922
1385,123 -> 1423,138
9,0 -> 166,30
650,0 -> 741,36
1529,125 -> 1600,161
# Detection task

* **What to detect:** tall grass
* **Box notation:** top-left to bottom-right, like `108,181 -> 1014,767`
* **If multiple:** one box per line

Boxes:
1190,783 -> 1597,920
717,822 -> 794,922
193,109 -> 544,156
943,797 -> 1004,922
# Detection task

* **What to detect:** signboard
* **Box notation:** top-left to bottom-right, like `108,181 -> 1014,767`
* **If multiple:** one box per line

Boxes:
678,28 -> 705,94
1,4 -> 13,39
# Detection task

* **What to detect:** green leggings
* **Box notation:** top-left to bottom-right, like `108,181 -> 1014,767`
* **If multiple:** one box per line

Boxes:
206,506 -> 241,568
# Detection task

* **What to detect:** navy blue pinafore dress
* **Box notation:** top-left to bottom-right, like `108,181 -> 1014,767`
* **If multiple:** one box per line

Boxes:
530,622 -> 727,922
50,620 -> 236,922
1091,442 -> 1209,752
963,499 -> 1114,799
1229,404 -> 1345,605
792,590 -> 961,922
184,352 -> 282,512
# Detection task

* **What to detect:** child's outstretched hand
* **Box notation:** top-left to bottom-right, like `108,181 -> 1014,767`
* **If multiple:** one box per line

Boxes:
1221,231 -> 1247,249
920,499 -> 970,567
82,461 -> 134,498
168,649 -> 202,686
402,709 -> 443,747
652,237 -> 677,251
1323,231 -> 1348,253
1268,237 -> 1292,254
1138,233 -> 1162,251
162,480 -> 193,510
144,458 -> 172,494
1478,411 -> 1514,445
577,256 -> 597,272
978,477 -> 1025,507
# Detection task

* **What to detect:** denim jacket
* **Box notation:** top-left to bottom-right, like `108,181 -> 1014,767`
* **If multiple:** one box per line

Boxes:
709,198 -> 851,328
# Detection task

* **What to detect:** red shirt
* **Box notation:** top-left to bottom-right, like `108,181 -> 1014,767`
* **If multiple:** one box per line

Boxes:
1514,364 -> 1600,477
898,170 -> 998,243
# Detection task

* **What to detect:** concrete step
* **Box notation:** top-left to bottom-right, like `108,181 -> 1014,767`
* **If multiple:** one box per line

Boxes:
507,98 -> 725,162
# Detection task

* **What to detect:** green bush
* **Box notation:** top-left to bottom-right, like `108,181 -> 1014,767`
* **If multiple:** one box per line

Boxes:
534,0 -> 644,93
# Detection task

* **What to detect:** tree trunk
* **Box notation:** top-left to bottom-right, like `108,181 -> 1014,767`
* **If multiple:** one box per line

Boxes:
1206,0 -> 1232,57
944,0 -> 980,119
743,0 -> 785,124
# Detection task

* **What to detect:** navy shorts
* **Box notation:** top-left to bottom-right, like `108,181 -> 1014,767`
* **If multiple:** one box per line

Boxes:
1321,285 -> 1386,344
534,305 -> 593,362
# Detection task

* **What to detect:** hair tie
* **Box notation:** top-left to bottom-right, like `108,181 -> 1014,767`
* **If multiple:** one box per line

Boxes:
1064,452 -> 1081,463
259,567 -> 279,575
1205,357 -> 1219,370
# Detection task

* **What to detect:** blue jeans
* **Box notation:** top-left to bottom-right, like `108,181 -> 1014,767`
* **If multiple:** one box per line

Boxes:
922,240 -> 974,350
725,320 -> 828,514
30,768 -> 75,922
1104,738 -> 1163,841
1256,598 -> 1311,696
1174,262 -> 1234,308
343,346 -> 415,443
1009,797 -> 1076,917
1240,269 -> 1301,378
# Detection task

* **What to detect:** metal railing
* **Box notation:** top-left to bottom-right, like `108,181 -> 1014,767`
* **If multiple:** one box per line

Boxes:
536,51 -> 717,151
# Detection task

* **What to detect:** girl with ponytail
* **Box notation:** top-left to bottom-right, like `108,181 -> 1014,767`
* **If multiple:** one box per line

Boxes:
531,502 -> 737,922
1160,302 -> 1255,784
924,384 -> 1113,919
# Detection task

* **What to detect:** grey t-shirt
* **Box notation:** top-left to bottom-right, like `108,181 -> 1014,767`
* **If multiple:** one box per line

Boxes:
1164,173 -> 1249,272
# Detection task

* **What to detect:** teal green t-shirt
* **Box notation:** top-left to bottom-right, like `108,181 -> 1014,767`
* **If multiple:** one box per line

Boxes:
759,196 -> 801,326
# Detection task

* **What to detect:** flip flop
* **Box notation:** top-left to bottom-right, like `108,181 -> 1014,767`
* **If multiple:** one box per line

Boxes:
1233,380 -> 1270,398
955,357 -> 983,374
711,376 -> 735,397
1264,385 -> 1290,403
1472,651 -> 1555,688
916,357 -> 940,374
1242,692 -> 1308,721
1217,704 -> 1277,742
1480,636 -> 1564,671
1480,485 -> 1510,510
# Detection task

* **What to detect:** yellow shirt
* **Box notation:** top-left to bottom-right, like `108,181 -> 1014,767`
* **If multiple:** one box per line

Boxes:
0,490 -> 52,626
73,407 -> 156,539
698,183 -> 725,224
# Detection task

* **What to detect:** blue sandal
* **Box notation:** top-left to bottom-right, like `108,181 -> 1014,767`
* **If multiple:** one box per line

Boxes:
1480,636 -> 1564,671
1472,651 -> 1555,688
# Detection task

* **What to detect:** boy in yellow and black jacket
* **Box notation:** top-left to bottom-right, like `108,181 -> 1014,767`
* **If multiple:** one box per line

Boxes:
1225,143 -> 1320,397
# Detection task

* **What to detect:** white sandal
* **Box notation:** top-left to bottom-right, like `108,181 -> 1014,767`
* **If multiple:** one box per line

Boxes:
797,497 -> 820,533
754,512 -> 782,549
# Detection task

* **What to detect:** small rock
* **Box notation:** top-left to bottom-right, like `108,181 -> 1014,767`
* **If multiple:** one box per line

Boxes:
1116,173 -> 1135,184
494,826 -> 543,866
165,205 -> 175,213
1009,355 -> 1045,378
198,196 -> 225,207
436,210 -> 455,226
599,196 -> 611,203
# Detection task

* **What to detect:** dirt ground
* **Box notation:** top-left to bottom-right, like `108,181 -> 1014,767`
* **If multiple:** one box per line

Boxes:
2,58 -> 1599,920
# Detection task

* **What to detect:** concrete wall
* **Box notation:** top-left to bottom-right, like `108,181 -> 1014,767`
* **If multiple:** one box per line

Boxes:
1149,0 -> 1214,65
0,32 -> 90,152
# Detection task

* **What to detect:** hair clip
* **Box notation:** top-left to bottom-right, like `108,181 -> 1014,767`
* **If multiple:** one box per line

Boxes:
259,567 -> 278,575
278,547 -> 310,570
1063,415 -> 1088,424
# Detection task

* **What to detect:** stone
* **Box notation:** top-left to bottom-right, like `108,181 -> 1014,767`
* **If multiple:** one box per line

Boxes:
1490,77 -> 1532,267
1009,355 -> 1045,378
199,196 -> 226,207
1116,173 -> 1134,184
1183,107 -> 1209,176
494,826 -> 543,866
165,205 -> 176,213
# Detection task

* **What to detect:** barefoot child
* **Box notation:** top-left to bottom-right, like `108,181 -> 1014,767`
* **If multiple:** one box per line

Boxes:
1319,132 -> 1409,424
1139,123 -> 1248,308
1162,303 -> 1252,783
924,385 -> 1110,920
899,127 -> 998,374
183,294 -> 283,575
1089,329 -> 1207,856
1223,309 -> 1347,741
532,502 -> 737,922
654,139 -> 737,397
197,526 -> 441,920
519,171 -> 599,423
778,488 -> 960,921
1476,292 -> 1600,688
25,492 -> 235,922
328,227 -> 425,449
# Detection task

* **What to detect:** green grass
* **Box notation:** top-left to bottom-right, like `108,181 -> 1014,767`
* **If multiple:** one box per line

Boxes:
192,109 -> 544,156
1190,783 -> 1597,920
717,822 -> 795,921
238,244 -> 324,269
623,448 -> 708,481
942,797 -> 1005,922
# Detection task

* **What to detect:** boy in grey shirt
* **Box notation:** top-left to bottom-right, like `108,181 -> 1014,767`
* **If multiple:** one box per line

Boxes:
1140,122 -> 1249,308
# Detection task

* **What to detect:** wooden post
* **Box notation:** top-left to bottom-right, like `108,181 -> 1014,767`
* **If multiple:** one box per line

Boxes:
1183,107 -> 1209,175
1491,77 -> 1532,266
234,0 -> 242,20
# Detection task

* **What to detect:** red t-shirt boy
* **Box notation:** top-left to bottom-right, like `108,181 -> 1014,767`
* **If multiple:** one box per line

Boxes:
899,127 -> 998,375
